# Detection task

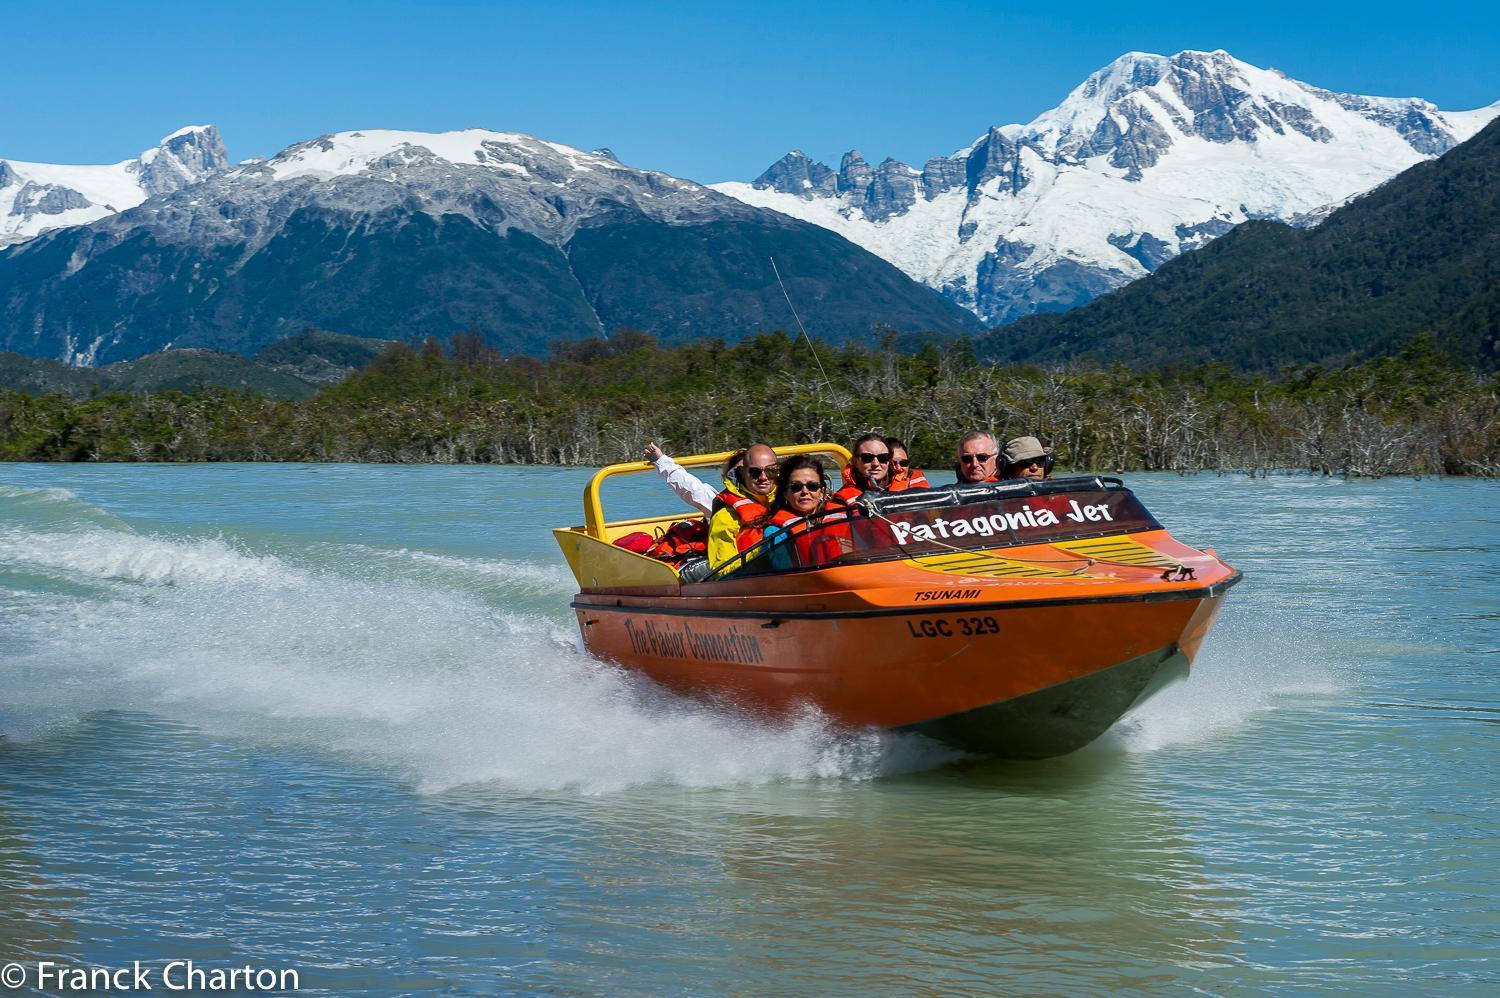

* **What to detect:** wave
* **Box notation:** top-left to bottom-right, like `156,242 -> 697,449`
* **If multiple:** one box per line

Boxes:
0,521 -> 953,792
0,481 -> 130,532
1096,608 -> 1343,754
0,527 -> 299,587
360,546 -> 577,593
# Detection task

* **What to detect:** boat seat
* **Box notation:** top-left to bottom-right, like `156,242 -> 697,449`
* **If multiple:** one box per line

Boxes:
677,557 -> 712,583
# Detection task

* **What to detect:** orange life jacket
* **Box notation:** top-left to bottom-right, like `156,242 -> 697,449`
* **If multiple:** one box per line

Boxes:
889,468 -> 930,491
714,489 -> 771,551
837,464 -> 889,504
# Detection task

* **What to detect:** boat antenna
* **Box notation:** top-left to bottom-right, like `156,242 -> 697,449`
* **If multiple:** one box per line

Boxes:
770,257 -> 831,389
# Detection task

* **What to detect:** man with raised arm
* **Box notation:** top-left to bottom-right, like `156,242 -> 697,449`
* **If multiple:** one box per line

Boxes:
707,443 -> 779,570
643,441 -> 717,514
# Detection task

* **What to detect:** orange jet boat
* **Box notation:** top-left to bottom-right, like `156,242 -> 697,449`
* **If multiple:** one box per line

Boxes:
555,443 -> 1240,758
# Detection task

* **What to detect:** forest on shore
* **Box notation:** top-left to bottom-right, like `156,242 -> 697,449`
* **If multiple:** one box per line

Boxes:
1,331 -> 1496,477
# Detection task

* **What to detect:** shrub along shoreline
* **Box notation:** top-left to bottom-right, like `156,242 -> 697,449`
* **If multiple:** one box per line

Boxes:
1,332 -> 1495,477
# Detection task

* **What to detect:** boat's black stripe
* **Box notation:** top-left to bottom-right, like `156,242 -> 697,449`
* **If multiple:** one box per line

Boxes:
571,571 -> 1242,621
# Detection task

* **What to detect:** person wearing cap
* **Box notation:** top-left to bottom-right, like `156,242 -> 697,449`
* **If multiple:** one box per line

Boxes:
1001,436 -> 1054,481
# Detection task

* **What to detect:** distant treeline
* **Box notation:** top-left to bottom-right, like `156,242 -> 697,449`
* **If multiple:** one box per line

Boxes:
1,331 -> 1496,477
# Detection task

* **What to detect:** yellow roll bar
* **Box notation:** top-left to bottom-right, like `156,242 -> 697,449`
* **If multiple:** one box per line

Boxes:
582,442 -> 853,540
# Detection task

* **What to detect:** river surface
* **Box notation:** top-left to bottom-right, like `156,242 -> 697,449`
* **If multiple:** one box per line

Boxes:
1,465 -> 1495,992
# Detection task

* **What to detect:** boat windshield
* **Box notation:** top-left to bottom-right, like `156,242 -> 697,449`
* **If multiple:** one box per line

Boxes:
717,479 -> 1161,578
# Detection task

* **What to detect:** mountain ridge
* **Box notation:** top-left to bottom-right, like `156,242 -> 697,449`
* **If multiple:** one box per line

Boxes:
715,49 -> 1499,324
975,114 -> 1500,370
0,330 -> 395,399
0,126 -> 228,247
0,128 -> 979,364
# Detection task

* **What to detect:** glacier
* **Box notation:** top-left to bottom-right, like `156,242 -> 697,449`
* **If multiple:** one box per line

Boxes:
714,50 -> 1500,324
0,126 -> 228,247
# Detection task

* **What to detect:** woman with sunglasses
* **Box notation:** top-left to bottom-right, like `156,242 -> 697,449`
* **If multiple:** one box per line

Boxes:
834,432 -> 895,502
883,437 -> 930,492
758,455 -> 851,570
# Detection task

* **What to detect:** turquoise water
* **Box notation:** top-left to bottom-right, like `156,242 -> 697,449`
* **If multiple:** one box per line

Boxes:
1,465 -> 1496,992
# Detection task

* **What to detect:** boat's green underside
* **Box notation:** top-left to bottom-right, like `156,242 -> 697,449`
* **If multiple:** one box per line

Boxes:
906,644 -> 1187,759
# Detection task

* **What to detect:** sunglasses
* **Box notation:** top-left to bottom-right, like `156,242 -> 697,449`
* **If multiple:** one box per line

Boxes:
1017,458 -> 1044,468
744,464 -> 779,479
960,453 -> 995,464
857,451 -> 891,464
786,481 -> 824,494
891,459 -> 910,468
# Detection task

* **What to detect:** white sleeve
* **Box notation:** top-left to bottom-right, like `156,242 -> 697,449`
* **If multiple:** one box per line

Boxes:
654,455 -> 717,515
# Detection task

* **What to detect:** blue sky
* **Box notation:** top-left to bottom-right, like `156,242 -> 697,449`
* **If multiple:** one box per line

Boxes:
5,0 -> 1497,182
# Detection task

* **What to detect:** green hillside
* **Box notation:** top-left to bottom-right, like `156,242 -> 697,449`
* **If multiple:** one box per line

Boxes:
254,330 -> 394,385
0,333 -> 394,400
980,117 -> 1500,371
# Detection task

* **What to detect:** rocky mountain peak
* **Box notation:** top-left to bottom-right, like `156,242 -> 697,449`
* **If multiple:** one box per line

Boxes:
837,149 -> 873,196
0,127 -> 980,365
718,49 -> 1500,326
2,124 -> 230,246
133,125 -> 230,195
752,149 -> 836,197
17,127 -> 777,288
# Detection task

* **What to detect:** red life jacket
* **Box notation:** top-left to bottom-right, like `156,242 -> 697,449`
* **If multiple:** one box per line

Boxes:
714,489 -> 771,551
646,519 -> 708,562
613,531 -> 656,554
768,505 -> 851,566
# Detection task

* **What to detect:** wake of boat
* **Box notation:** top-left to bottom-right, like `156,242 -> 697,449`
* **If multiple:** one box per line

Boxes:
0,481 -> 1329,783
1097,608 -> 1344,754
0,495 -> 953,793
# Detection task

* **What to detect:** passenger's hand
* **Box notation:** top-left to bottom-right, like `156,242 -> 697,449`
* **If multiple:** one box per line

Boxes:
643,442 -> 664,462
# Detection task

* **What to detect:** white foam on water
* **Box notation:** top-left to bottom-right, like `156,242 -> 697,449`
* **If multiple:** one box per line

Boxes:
1097,609 -> 1344,754
0,527 -> 298,586
1,523 -> 953,793
368,546 -> 577,593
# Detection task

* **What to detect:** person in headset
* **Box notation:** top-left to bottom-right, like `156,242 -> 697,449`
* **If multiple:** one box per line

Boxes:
1000,436 -> 1054,481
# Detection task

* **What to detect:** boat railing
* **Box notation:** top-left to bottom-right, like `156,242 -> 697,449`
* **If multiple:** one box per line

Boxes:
579,442 -> 852,540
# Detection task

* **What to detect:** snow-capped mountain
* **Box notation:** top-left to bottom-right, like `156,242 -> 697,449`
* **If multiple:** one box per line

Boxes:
715,50 -> 1500,324
0,128 -> 977,364
78,128 -> 767,252
0,126 -> 227,247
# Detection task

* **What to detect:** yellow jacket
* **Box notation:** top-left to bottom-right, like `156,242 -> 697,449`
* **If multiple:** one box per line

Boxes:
707,475 -> 775,570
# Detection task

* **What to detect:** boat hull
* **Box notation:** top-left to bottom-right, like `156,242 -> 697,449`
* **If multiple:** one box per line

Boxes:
905,643 -> 1186,757
572,583 -> 1231,758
